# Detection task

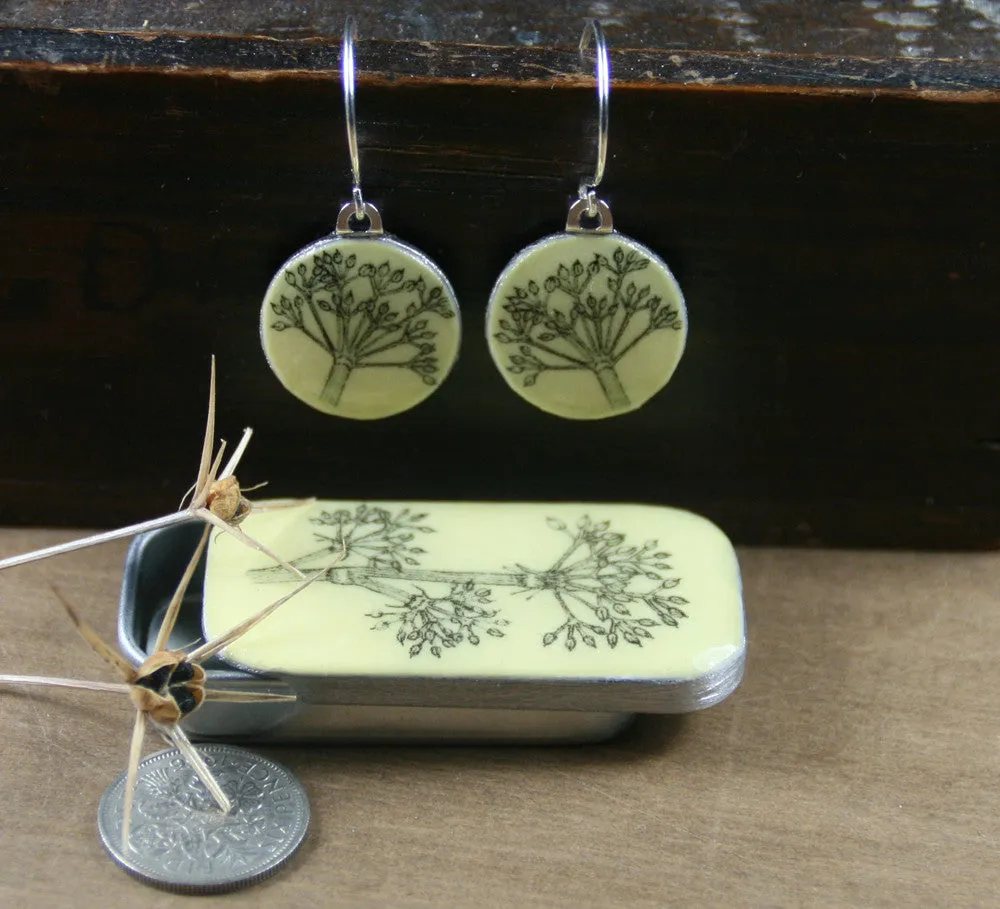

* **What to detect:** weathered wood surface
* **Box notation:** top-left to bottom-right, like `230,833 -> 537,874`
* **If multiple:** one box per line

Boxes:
0,13 -> 999,548
5,0 -> 1000,59
2,529 -> 999,907
4,25 -> 1000,93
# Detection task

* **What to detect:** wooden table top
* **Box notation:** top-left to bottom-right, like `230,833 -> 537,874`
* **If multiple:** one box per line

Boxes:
0,527 -> 997,908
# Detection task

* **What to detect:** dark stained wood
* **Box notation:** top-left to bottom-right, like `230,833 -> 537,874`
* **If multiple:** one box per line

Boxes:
5,0 -> 1000,60
3,27 -> 1000,94
0,21 -> 999,549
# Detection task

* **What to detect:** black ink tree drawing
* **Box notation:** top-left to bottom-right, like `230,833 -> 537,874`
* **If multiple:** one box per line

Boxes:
269,250 -> 455,406
493,246 -> 684,409
251,506 -> 690,658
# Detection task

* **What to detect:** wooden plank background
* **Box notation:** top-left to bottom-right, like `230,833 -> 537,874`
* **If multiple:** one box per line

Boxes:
7,0 -> 1000,59
1,6 -> 999,548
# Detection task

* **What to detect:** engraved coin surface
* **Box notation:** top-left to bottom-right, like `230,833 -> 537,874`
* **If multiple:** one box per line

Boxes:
98,744 -> 310,893
261,233 -> 461,420
486,232 -> 686,420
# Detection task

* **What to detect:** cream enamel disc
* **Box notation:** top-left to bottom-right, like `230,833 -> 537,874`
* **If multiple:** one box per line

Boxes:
486,232 -> 687,420
261,234 -> 461,420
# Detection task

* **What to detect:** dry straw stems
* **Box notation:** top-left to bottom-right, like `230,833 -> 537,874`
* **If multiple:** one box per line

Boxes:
0,530 -> 327,848
0,355 -> 331,850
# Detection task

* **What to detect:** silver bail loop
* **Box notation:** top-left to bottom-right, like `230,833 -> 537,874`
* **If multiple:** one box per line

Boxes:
342,17 -> 364,217
578,19 -> 610,210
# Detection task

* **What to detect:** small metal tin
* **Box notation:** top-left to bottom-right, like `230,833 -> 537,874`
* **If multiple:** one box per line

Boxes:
119,501 -> 745,744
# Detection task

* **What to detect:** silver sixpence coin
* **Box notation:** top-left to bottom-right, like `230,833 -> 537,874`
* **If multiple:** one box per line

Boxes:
97,744 -> 310,893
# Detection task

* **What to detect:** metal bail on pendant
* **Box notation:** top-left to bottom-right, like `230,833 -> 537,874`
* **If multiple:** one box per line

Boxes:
336,200 -> 384,235
566,196 -> 614,233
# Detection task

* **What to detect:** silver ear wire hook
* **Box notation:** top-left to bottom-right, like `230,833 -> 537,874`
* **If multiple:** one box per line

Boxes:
337,17 -> 383,234
579,19 -> 609,212
567,20 -> 614,233
342,17 -> 363,215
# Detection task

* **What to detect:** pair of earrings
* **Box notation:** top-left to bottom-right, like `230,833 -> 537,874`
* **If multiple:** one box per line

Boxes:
261,20 -> 687,422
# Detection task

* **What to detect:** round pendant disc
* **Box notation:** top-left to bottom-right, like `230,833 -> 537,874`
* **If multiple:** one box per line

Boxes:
262,235 -> 461,419
486,232 -> 686,420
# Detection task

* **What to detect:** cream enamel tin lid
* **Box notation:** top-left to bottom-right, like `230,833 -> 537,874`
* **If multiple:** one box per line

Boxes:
200,500 -> 745,712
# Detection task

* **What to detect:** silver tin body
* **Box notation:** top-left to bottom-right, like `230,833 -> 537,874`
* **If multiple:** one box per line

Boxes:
119,522 -> 744,744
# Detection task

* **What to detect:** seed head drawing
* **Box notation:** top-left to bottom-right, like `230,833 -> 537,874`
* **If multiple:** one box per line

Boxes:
269,250 -> 456,405
252,506 -> 689,656
492,246 -> 684,409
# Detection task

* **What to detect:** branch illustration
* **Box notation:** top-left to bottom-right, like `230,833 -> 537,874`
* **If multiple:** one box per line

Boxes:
368,582 -> 509,659
492,246 -> 683,408
269,250 -> 454,405
249,507 -> 690,657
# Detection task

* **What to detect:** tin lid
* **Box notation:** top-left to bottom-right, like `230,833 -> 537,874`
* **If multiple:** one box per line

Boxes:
188,499 -> 745,714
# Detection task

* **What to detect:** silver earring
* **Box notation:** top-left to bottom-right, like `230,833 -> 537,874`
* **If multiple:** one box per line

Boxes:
486,20 -> 687,420
261,19 -> 461,420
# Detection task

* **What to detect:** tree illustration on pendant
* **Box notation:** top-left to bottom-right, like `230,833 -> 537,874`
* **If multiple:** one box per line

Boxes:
486,233 -> 687,419
261,235 -> 461,420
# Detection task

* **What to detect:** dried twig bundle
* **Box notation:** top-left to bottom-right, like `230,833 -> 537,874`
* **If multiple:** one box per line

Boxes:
0,526 -> 338,849
0,357 -> 305,576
